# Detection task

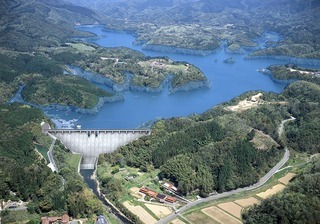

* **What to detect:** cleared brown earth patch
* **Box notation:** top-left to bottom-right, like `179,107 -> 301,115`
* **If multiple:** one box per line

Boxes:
250,129 -> 279,150
278,173 -> 296,185
234,197 -> 260,207
202,206 -> 242,224
225,93 -> 263,112
218,202 -> 243,219
256,184 -> 285,199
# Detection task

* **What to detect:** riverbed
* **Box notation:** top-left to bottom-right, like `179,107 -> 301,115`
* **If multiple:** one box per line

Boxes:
44,25 -> 316,129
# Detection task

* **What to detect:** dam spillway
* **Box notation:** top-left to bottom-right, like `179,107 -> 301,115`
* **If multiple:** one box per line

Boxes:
47,129 -> 151,169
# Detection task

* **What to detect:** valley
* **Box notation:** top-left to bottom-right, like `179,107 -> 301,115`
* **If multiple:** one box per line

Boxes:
0,1 -> 319,224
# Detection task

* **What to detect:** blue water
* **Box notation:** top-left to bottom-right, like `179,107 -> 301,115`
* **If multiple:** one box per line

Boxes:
46,26 -> 295,129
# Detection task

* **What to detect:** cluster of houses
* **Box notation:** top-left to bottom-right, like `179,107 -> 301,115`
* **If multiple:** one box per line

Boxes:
139,187 -> 177,203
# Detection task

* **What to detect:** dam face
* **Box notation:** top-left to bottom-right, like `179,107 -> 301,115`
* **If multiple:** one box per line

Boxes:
47,129 -> 151,169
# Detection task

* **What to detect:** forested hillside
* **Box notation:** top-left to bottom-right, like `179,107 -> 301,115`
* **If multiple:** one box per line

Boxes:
101,90 -> 292,196
0,0 -> 100,51
0,104 -> 103,222
65,0 -> 320,58
243,158 -> 320,224
100,79 -> 320,199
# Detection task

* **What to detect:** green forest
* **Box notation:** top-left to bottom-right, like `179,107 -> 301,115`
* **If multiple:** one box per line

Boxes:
95,79 -> 320,224
101,91 -> 288,196
0,104 -> 103,223
243,158 -> 320,224
267,64 -> 320,85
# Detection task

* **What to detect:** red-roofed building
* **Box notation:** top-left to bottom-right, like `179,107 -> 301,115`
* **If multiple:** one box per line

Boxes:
41,214 -> 70,224
165,196 -> 177,203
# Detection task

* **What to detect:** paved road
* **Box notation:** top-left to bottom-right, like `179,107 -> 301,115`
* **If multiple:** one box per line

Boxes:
47,138 -> 58,172
3,203 -> 28,211
157,117 -> 295,224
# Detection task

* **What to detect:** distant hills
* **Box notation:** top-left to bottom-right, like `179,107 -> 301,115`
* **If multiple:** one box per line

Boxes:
0,0 -> 101,50
64,0 -> 320,57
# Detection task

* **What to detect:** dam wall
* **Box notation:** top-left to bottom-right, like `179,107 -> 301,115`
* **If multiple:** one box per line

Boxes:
47,129 -> 151,169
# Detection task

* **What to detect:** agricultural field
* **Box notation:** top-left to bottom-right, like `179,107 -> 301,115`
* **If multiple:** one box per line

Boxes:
183,169 -> 298,224
256,184 -> 285,199
171,218 -> 187,224
144,203 -> 173,219
217,202 -> 243,219
278,172 -> 296,185
234,197 -> 260,207
123,201 -> 157,224
185,211 -> 219,224
202,206 -> 242,224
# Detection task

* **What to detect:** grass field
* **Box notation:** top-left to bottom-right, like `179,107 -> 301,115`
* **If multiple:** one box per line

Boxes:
68,154 -> 82,171
69,43 -> 95,51
0,210 -> 40,223
35,144 -> 49,162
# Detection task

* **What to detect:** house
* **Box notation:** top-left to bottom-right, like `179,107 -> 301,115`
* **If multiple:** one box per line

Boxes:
139,187 -> 177,204
139,187 -> 158,198
156,194 -> 166,203
139,187 -> 149,194
162,182 -> 178,193
41,214 -> 70,224
165,196 -> 177,203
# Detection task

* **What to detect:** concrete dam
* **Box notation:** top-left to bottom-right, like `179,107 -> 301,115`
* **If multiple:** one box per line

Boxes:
47,129 -> 151,169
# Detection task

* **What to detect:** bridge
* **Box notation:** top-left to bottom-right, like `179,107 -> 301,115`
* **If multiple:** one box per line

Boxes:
46,129 -> 151,170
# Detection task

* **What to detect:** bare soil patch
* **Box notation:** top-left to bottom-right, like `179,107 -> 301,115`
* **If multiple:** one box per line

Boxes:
185,211 -> 218,224
256,184 -> 285,199
202,206 -> 242,224
250,129 -> 279,150
278,173 -> 296,185
145,203 -> 172,219
123,201 -> 157,224
218,202 -> 243,219
234,197 -> 260,207
289,68 -> 313,75
225,93 -> 263,112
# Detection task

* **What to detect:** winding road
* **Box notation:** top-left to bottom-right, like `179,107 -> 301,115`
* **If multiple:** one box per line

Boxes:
157,117 -> 295,224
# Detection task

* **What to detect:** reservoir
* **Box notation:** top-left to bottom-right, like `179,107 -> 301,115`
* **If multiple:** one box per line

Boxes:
46,26 -> 301,129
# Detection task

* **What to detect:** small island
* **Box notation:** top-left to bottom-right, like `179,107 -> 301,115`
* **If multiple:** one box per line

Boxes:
223,57 -> 236,64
